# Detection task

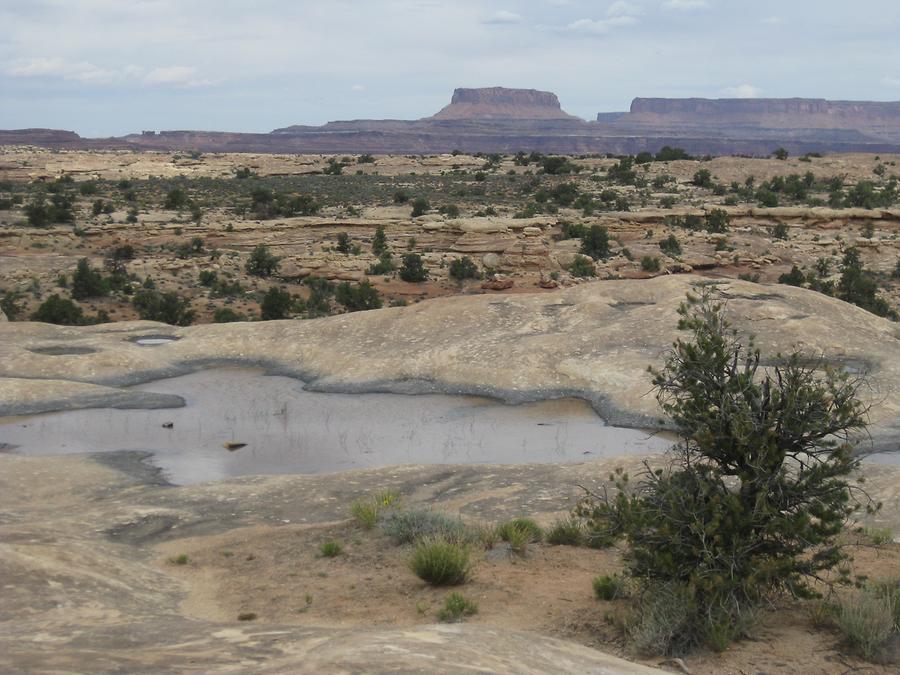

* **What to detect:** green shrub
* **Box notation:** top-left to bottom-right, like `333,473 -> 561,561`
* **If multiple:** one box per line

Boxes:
640,256 -> 661,273
260,286 -> 295,320
31,294 -> 83,325
497,518 -> 543,544
658,235 -> 682,257
409,537 -> 471,585
692,169 -> 712,188
336,232 -> 352,254
704,209 -> 730,234
334,281 -> 382,312
164,187 -> 189,209
169,553 -> 190,565
371,226 -> 388,255
382,509 -> 473,546
449,256 -> 480,281
838,248 -> 898,319
350,500 -> 379,530
213,307 -> 244,323
862,527 -> 893,545
399,253 -> 428,282
542,156 -> 575,175
71,258 -> 108,300
593,574 -> 624,600
580,225 -> 611,260
320,540 -> 343,558
374,490 -> 401,508
836,582 -> 899,661
546,518 -> 584,546
1,290 -> 24,321
246,245 -> 280,278
437,592 -> 478,622
778,265 -> 806,287
411,197 -> 430,217
568,255 -> 595,278
133,289 -> 195,326
199,270 -> 217,287
575,289 -> 872,655
626,582 -> 701,656
366,251 -> 396,275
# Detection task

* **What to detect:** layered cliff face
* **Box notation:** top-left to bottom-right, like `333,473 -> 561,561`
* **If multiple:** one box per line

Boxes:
615,97 -> 900,135
0,129 -> 82,145
430,87 -> 579,120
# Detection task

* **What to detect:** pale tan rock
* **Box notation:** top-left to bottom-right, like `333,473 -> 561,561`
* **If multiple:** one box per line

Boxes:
3,277 -> 898,450
451,231 -> 516,253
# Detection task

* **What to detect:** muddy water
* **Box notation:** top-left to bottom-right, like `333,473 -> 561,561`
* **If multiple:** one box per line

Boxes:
0,368 -> 673,485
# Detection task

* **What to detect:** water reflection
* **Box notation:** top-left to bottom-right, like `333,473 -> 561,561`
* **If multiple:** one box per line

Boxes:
0,368 -> 673,485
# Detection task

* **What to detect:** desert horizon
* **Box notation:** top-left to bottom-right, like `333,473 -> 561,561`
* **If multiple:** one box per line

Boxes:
2,2 -> 899,674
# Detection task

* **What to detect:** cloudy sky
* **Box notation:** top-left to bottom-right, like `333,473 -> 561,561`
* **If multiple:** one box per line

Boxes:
2,0 -> 899,136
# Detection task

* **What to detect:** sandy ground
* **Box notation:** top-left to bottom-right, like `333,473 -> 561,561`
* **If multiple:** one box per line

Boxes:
157,505 -> 900,674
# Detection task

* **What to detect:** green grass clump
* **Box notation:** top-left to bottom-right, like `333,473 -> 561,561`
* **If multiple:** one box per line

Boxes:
382,508 -> 474,545
374,489 -> 402,508
836,580 -> 899,662
169,553 -> 190,565
409,537 -> 471,585
320,540 -> 343,558
593,574 -> 624,601
546,518 -> 584,546
862,526 -> 894,546
476,524 -> 500,550
497,518 -> 543,544
502,523 -> 532,555
350,500 -> 379,530
437,592 -> 478,622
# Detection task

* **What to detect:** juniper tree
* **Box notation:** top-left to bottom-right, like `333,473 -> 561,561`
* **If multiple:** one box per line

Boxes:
577,288 -> 874,654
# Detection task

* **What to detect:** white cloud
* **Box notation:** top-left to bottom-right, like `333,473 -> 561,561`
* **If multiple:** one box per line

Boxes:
720,84 -> 763,98
351,83 -> 366,92
483,10 -> 523,25
5,57 -> 214,88
761,16 -> 783,25
143,66 -> 211,87
607,1 -> 643,18
6,57 -> 118,83
565,15 -> 638,35
883,76 -> 900,87
662,0 -> 710,10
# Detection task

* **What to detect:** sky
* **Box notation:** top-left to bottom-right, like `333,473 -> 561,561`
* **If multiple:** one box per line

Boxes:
2,0 -> 900,137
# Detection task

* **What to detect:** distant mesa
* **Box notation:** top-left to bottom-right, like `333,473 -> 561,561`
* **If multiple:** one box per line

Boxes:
607,97 -> 900,137
429,87 -> 579,121
3,88 -> 900,155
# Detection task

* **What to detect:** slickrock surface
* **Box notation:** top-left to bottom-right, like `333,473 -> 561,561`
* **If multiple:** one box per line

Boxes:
2,276 -> 899,451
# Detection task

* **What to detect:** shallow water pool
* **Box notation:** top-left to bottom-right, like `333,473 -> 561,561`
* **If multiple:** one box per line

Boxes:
0,368 -> 673,485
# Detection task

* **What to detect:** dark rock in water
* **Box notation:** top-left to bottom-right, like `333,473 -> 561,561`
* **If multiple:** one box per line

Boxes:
162,422 -> 173,429
224,442 -> 247,452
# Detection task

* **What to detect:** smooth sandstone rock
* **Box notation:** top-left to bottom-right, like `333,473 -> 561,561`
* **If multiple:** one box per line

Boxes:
2,277 -> 898,449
